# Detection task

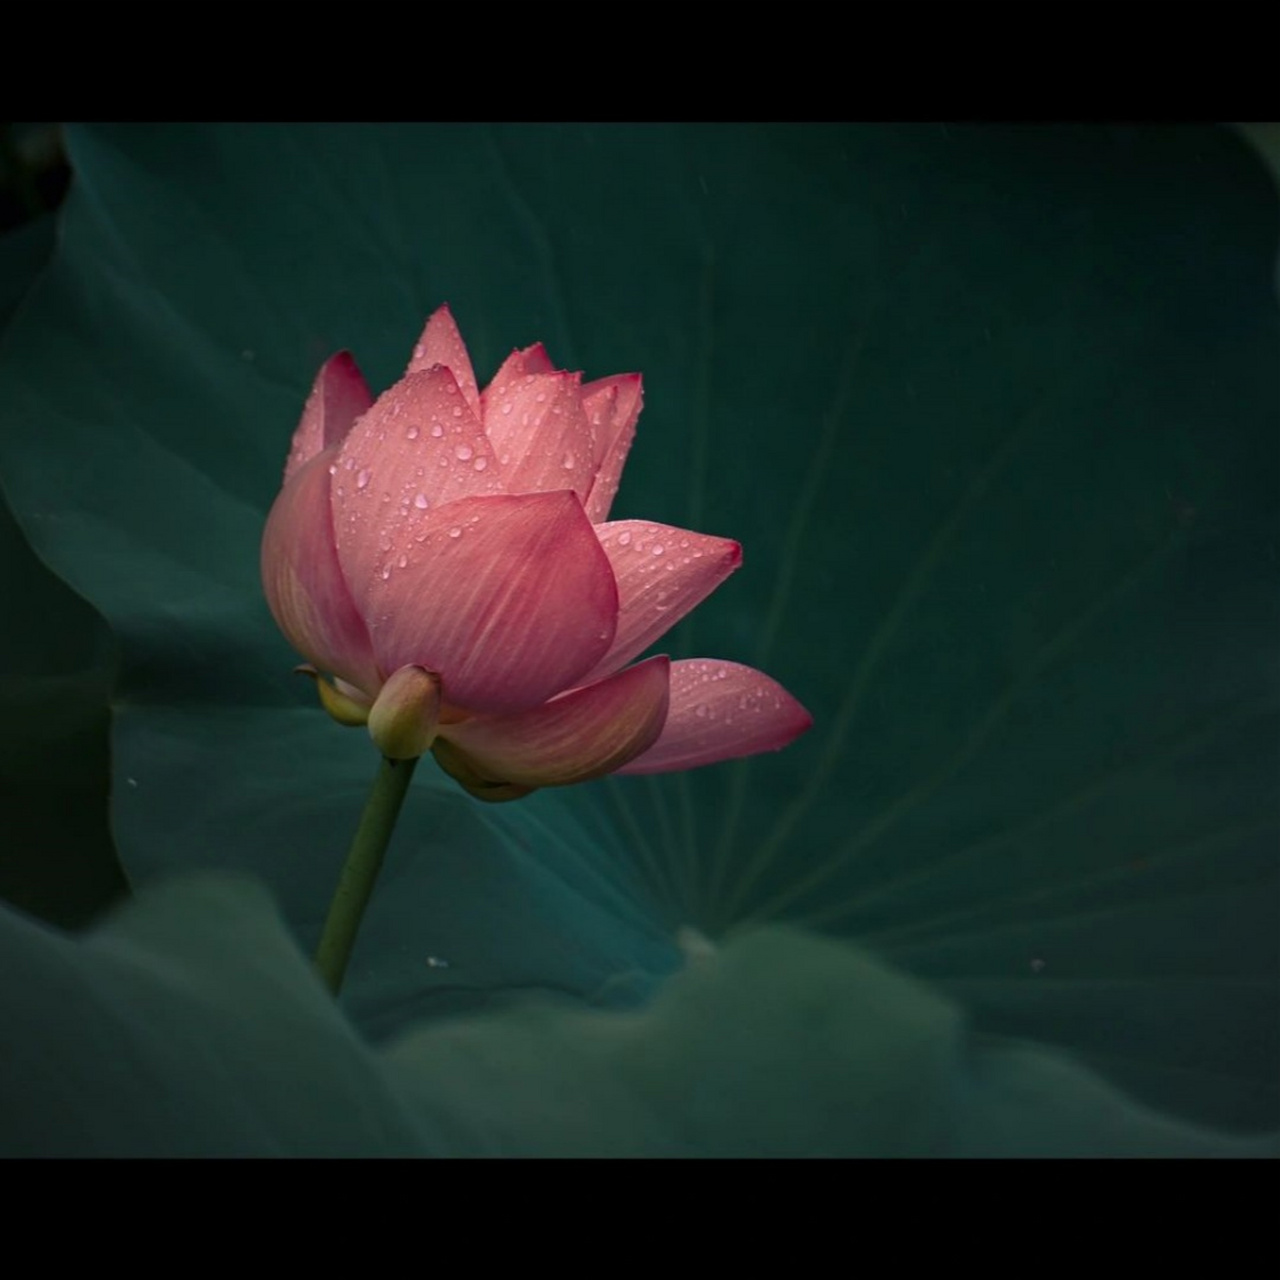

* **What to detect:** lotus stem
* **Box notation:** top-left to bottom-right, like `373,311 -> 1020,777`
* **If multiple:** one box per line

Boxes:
314,754 -> 418,995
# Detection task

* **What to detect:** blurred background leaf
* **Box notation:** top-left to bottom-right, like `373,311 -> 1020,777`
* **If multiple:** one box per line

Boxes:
4,873 -> 1272,1156
0,124 -> 1275,1148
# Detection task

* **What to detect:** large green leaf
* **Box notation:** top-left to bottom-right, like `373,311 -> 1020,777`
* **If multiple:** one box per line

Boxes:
4,874 -> 1271,1156
0,124 -> 1275,1147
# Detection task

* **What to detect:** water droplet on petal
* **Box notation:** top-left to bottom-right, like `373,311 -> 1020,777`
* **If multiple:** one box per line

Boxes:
694,703 -> 709,718
328,463 -> 338,476
651,544 -> 664,556
380,566 -> 391,580
406,425 -> 420,440
534,392 -> 546,403
455,444 -> 473,461
473,456 -> 488,471
448,526 -> 462,538
356,468 -> 372,489
378,534 -> 392,552
414,493 -> 430,509
430,424 -> 444,438
562,451 -> 575,470
501,402 -> 513,416
445,381 -> 458,393
617,531 -> 632,546
451,405 -> 463,418
397,554 -> 408,569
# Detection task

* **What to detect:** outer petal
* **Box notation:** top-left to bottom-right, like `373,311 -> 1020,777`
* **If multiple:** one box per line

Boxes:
261,445 -> 381,694
331,365 -> 505,593
439,655 -> 670,786
352,490 -> 619,716
284,352 -> 373,484
616,659 -> 812,775
575,520 -> 742,686
404,305 -> 481,421
582,373 -> 642,523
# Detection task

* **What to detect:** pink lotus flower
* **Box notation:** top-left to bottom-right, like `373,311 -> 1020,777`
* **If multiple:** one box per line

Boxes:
261,307 -> 811,799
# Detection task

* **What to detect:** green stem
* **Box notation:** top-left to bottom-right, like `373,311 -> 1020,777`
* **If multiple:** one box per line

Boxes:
315,754 -> 418,995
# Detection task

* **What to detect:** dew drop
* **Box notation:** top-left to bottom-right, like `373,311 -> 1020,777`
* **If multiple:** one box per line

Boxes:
694,703 -> 710,718
406,425 -> 420,440
448,526 -> 462,538
617,531 -> 632,546
651,544 -> 665,556
380,566 -> 391,580
378,534 -> 392,552
562,451 -> 575,470
414,493 -> 430,509
356,468 -> 372,489
455,444 -> 473,461
397,554 -> 408,569
473,456 -> 489,471
534,392 -> 546,403
328,463 -> 337,476
430,423 -> 444,438
501,402 -> 513,416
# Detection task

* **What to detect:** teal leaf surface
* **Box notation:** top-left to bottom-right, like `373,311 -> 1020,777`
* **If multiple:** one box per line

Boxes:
0,124 -> 1275,1149
4,875 -> 1271,1156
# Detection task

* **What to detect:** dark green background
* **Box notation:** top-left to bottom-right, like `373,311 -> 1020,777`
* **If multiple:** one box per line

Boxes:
0,124 -> 1275,1155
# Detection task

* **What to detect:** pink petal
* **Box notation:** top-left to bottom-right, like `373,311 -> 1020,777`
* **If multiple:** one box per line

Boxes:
349,490 -> 620,716
331,366 -> 505,591
261,445 -> 381,695
579,380 -> 618,471
616,659 -> 812,775
575,521 -> 742,686
582,374 -> 642,523
480,342 -> 556,420
484,371 -> 597,501
283,353 -> 374,485
404,305 -> 481,421
439,655 -> 670,786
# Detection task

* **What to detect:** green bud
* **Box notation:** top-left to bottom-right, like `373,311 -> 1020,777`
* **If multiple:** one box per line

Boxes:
367,665 -> 442,760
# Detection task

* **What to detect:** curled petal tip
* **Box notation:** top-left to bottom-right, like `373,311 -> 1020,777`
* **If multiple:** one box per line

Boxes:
295,665 -> 372,727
